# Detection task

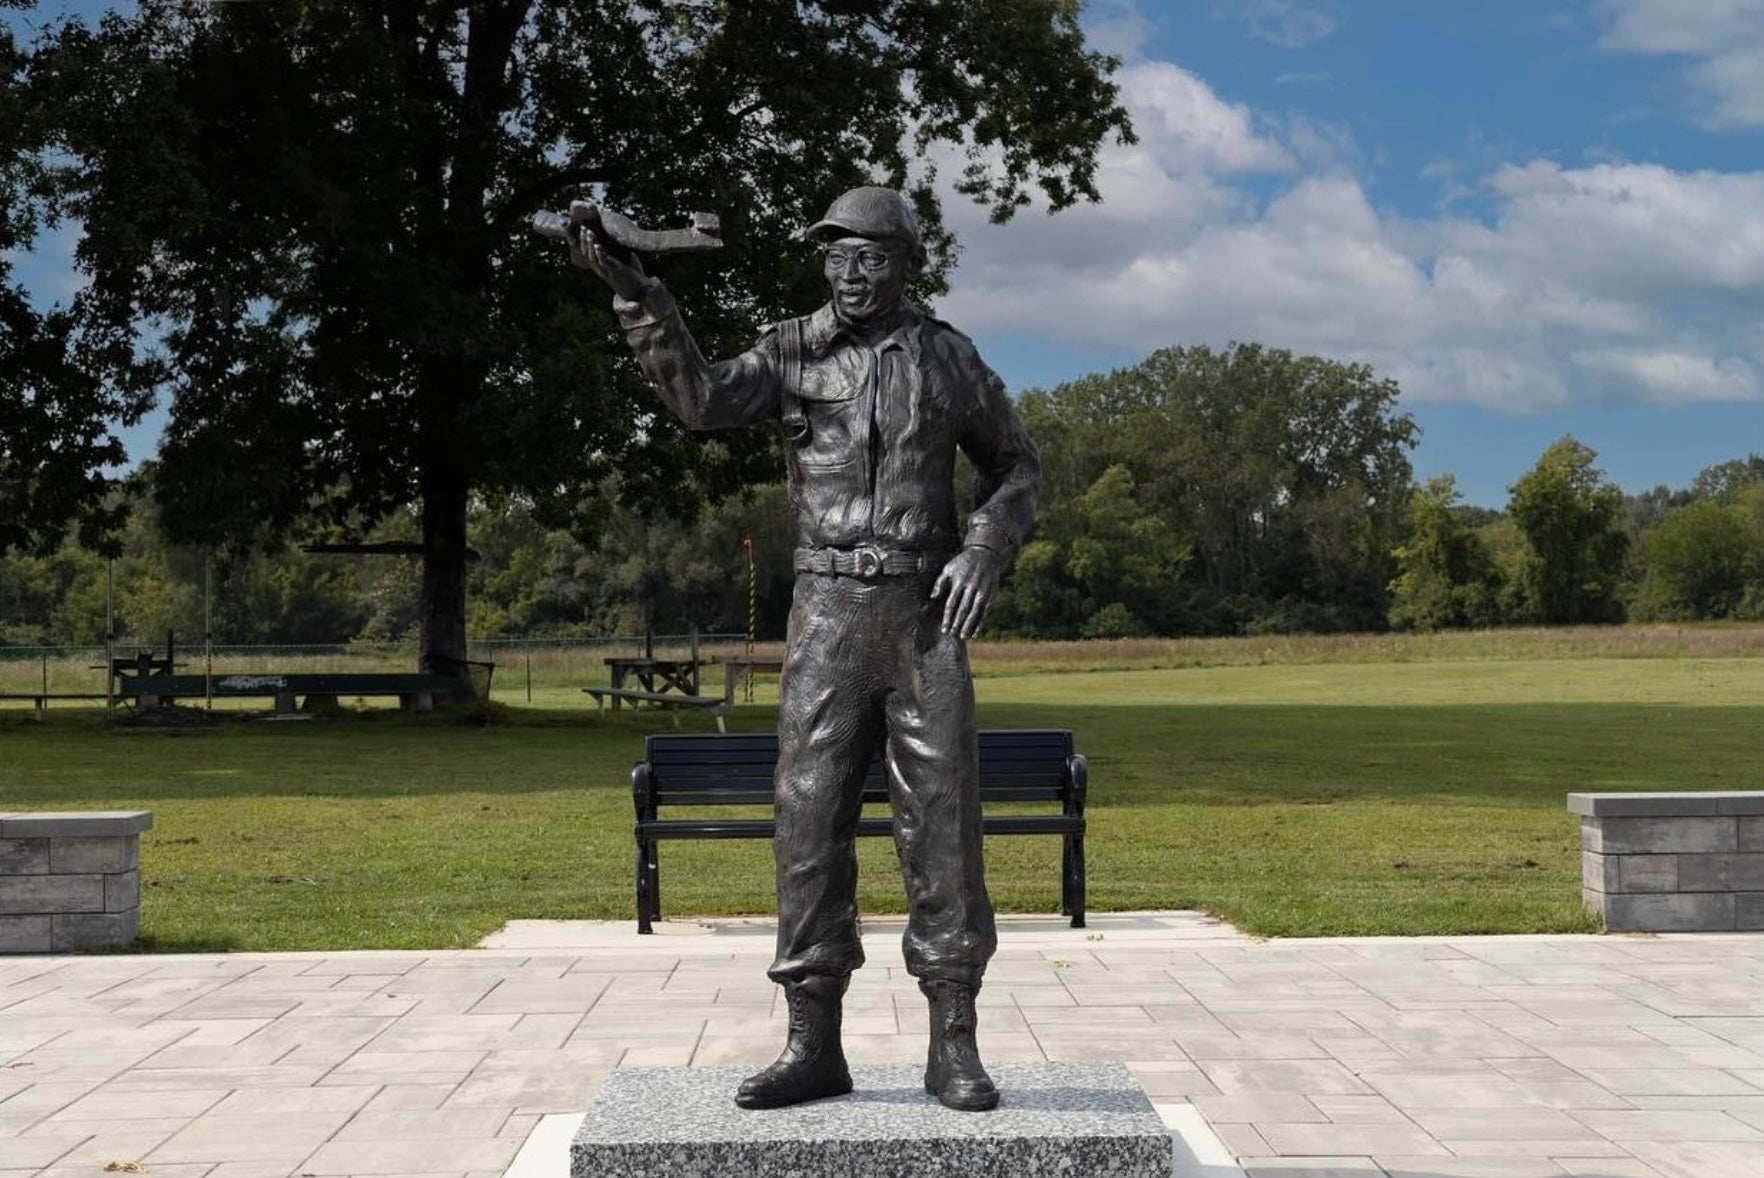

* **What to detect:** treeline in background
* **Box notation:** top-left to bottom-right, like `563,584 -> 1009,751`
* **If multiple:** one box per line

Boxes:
3,343 -> 1758,652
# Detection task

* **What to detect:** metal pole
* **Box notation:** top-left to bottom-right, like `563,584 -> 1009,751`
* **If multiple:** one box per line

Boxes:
41,653 -> 48,698
204,559 -> 214,710
104,559 -> 115,708
526,651 -> 532,703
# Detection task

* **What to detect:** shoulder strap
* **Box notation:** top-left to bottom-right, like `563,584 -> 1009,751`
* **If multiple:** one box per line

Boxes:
777,316 -> 808,444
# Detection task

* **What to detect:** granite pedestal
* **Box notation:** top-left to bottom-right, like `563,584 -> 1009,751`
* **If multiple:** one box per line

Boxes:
571,1061 -> 1174,1178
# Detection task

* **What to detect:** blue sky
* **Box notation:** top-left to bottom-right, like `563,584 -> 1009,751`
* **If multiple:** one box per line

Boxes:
936,0 -> 1764,504
8,1 -> 1763,506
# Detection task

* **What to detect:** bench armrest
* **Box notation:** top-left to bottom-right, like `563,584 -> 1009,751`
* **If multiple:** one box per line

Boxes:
1064,752 -> 1088,813
631,760 -> 657,820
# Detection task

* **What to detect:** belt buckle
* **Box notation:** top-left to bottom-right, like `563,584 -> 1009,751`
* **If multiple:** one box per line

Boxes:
853,545 -> 885,578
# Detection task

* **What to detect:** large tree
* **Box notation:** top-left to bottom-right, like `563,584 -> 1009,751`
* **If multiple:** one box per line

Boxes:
1507,436 -> 1627,625
1002,343 -> 1418,635
0,1 -> 152,554
34,0 -> 1131,688
1387,474 -> 1504,631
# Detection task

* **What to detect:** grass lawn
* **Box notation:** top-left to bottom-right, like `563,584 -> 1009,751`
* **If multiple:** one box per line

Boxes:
1,643 -> 1758,950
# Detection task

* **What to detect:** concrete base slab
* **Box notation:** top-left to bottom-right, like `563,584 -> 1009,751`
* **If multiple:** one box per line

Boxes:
570,1062 -> 1177,1177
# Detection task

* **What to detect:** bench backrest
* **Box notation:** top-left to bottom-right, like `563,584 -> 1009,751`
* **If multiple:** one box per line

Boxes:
639,729 -> 1078,808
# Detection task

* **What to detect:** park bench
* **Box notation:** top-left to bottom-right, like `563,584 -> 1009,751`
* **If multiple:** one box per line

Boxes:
629,728 -> 1088,934
116,672 -> 468,714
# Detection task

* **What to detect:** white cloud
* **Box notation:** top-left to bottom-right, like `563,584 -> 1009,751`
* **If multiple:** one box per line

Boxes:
1083,0 -> 1156,61
1116,63 -> 1293,175
1574,348 -> 1761,405
1596,0 -> 1764,127
936,64 -> 1764,412
1211,0 -> 1338,49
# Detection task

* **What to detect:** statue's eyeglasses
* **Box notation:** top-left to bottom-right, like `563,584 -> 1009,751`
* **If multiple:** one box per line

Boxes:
822,246 -> 902,273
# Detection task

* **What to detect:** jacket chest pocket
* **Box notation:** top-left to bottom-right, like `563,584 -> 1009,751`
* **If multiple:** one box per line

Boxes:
793,399 -> 860,471
789,362 -> 864,472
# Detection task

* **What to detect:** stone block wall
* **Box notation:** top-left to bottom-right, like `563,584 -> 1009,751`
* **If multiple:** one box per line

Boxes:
1571,793 -> 1764,932
0,811 -> 153,952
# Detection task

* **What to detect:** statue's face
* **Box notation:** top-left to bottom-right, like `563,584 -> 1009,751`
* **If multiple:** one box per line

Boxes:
823,235 -> 913,324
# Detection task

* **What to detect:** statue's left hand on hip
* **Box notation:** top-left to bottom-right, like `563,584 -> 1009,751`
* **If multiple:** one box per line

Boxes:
933,547 -> 1003,640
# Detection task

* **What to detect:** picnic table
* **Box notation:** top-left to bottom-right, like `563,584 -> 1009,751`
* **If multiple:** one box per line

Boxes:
584,649 -> 783,734
605,656 -> 703,700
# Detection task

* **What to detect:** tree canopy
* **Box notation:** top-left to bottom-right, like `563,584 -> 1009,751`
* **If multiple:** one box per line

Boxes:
0,1 -> 152,555
997,343 -> 1418,636
1507,437 -> 1627,625
30,0 -> 1133,685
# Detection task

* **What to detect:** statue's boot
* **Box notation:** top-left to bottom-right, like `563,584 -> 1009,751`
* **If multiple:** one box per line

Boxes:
735,974 -> 853,1109
922,979 -> 1000,1111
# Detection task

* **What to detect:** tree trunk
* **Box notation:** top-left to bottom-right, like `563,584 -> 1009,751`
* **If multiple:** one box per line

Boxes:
420,465 -> 475,700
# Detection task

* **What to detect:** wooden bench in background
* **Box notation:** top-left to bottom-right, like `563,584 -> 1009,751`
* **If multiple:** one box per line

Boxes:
628,729 -> 1088,934
117,672 -> 467,714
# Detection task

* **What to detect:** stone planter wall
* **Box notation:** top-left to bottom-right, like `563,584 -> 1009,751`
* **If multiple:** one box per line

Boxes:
0,811 -> 153,952
1571,792 -> 1764,932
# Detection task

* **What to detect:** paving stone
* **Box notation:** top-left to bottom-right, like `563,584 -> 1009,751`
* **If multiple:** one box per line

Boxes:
1377,1159 -> 1567,1177
47,1087 -> 229,1121
1625,1139 -> 1764,1178
1571,1109 -> 1764,1142
1240,1161 -> 1382,1177
207,1086 -> 381,1116
300,1136 -> 520,1175
1201,1059 -> 1373,1095
1438,1138 -> 1630,1158
148,1111 -> 355,1163
1175,1033 -> 1330,1060
320,1049 -> 488,1085
1551,1161 -> 1666,1178
1407,1106 -> 1602,1141
1192,1092 -> 1326,1123
1258,1121 -> 1448,1156
0,1132 -> 95,1168
1211,1120 -> 1272,1157
332,1106 -> 513,1141
1579,1067 -> 1764,1095
29,1116 -> 189,1165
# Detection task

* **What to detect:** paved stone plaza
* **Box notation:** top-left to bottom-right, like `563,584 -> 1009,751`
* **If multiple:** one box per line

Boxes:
1,913 -> 1761,1177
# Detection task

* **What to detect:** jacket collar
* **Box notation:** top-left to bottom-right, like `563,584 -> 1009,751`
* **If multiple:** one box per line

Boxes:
806,301 -> 925,362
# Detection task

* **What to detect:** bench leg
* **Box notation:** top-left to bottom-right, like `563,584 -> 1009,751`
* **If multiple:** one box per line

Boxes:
1064,833 -> 1086,929
635,841 -> 652,934
635,838 -> 661,933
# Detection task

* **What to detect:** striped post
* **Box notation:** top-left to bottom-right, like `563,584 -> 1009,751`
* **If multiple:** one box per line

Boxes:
743,537 -> 757,703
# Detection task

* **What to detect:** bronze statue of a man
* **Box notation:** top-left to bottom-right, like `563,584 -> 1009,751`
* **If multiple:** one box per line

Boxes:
569,187 -> 1039,1112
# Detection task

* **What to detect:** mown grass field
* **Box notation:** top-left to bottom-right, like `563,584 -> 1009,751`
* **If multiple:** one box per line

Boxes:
1,627 -> 1758,951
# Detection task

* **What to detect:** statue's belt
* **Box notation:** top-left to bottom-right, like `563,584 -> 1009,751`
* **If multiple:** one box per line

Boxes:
794,545 -> 946,579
